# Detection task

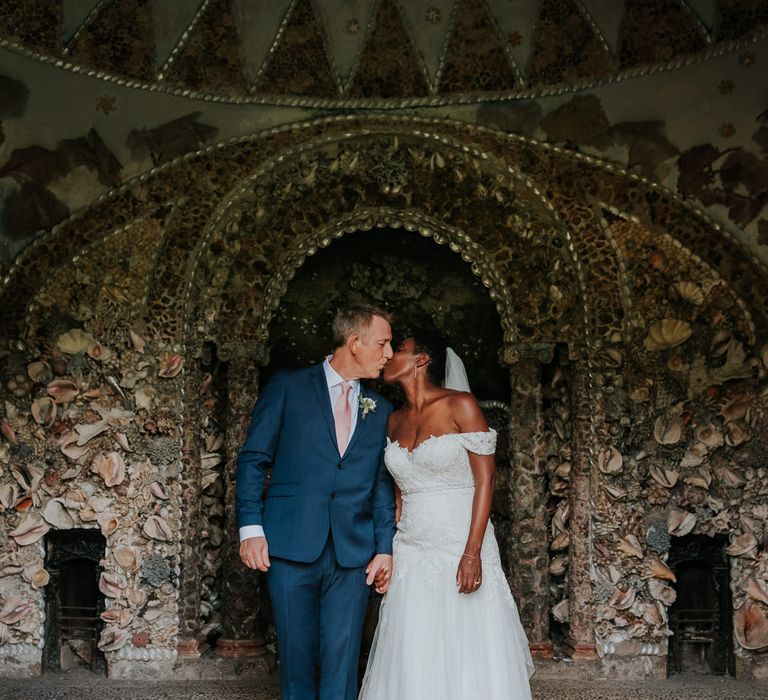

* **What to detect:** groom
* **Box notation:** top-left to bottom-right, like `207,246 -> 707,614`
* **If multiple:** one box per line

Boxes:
236,304 -> 396,700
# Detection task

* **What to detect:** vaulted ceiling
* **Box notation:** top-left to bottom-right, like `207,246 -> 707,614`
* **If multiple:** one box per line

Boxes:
1,0 -> 766,103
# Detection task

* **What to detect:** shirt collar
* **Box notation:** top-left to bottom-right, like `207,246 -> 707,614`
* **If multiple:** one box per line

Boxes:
323,356 -> 360,395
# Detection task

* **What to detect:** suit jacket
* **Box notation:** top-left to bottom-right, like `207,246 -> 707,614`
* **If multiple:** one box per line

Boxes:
235,363 -> 396,567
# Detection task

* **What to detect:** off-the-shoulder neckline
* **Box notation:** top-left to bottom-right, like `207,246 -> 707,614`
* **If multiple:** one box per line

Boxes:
387,429 -> 497,454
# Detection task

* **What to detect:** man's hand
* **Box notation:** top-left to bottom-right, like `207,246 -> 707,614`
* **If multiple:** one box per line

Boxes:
240,536 -> 270,572
366,553 -> 393,594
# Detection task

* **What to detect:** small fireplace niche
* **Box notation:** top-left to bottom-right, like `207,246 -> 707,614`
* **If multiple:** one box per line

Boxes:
43,530 -> 107,674
667,534 -> 734,676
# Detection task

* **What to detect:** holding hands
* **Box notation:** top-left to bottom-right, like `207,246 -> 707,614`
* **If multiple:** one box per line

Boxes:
366,553 -> 393,594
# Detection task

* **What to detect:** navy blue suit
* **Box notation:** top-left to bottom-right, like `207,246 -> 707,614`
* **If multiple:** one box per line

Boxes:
236,363 -> 396,700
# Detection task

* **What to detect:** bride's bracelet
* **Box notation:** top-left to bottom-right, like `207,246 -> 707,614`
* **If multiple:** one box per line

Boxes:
461,552 -> 480,560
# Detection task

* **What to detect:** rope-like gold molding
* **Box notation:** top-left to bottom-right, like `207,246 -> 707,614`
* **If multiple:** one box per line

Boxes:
0,25 -> 764,108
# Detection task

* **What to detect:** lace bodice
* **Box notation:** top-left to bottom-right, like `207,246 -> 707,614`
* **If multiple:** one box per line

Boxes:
384,429 -> 497,495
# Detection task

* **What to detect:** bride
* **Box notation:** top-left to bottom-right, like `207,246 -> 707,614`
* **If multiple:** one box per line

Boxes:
360,334 -> 535,700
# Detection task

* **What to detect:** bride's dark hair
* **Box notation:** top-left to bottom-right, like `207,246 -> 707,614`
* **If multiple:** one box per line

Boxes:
411,332 -> 447,385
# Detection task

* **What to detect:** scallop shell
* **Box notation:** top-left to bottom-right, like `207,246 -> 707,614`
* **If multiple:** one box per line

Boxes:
42,498 -> 75,529
746,579 -> 768,605
649,464 -> 678,488
22,566 -> 49,589
56,329 -> 97,355
98,572 -> 123,598
649,557 -> 677,583
654,415 -> 682,445
158,354 -> 184,378
98,627 -> 129,652
610,587 -> 636,610
726,532 -> 758,559
46,379 -> 79,404
9,513 -> 50,545
31,397 -> 57,427
667,509 -> 697,537
143,515 -> 173,541
648,579 -> 677,605
618,534 -> 644,559
674,281 -> 704,305
0,596 -> 31,624
96,452 -> 125,488
734,601 -> 768,651
643,319 -> 692,352
598,447 -> 623,474
114,547 -> 138,573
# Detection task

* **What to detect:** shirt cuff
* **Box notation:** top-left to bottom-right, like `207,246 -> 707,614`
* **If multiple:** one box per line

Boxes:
239,525 -> 265,541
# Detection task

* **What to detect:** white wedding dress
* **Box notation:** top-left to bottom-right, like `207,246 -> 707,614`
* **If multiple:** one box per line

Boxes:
360,430 -> 535,700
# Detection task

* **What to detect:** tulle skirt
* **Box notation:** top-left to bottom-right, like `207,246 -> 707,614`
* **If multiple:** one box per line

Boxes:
359,530 -> 535,700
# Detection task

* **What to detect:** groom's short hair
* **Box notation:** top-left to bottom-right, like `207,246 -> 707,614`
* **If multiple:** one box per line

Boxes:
332,304 -> 392,348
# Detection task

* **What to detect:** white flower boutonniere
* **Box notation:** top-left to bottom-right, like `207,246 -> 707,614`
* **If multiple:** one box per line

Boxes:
359,396 -> 377,419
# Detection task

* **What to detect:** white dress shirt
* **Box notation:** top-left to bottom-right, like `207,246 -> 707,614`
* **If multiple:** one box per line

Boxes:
239,357 -> 361,542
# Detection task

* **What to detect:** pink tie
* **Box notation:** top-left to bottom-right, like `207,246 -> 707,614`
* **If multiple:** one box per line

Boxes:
333,381 -> 352,455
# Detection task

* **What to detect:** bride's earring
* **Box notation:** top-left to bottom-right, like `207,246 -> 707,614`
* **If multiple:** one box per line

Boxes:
413,363 -> 417,377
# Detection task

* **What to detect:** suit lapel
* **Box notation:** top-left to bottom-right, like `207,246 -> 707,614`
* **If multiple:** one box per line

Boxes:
310,364 -> 339,451
344,384 -> 367,455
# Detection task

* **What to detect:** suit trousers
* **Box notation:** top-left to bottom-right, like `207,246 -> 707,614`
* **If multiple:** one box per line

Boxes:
267,532 -> 371,700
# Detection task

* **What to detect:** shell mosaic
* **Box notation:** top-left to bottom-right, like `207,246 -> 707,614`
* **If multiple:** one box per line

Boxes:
1,115 -> 767,680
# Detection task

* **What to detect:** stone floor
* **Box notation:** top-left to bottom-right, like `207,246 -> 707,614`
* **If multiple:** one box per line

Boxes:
1,673 -> 767,700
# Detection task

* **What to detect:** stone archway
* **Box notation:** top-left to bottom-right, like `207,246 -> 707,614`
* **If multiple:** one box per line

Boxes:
2,115 -> 768,679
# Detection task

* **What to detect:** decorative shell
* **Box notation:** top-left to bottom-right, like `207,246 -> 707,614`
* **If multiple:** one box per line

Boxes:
667,510 -> 696,537
114,547 -> 138,573
98,572 -> 123,598
552,599 -> 569,623
9,513 -> 50,545
648,579 -> 677,605
654,416 -> 682,445
142,515 -> 173,541
598,447 -> 623,474
716,466 -> 745,487
0,484 -> 18,511
47,379 -> 79,404
549,555 -> 568,576
98,627 -> 129,652
610,587 -> 636,610
649,557 -> 677,583
673,281 -> 704,305
734,601 -> 768,651
643,319 -> 692,352
96,452 -> 125,488
0,596 -> 31,624
149,481 -> 169,500
725,533 -> 758,559
158,354 -> 184,378
22,566 -> 49,589
75,419 -> 108,446
618,534 -> 644,559
97,511 -> 119,537
31,397 -> 57,427
649,464 -> 678,489
746,579 -> 768,605
56,329 -> 97,355
27,360 -> 51,384
42,498 -> 75,529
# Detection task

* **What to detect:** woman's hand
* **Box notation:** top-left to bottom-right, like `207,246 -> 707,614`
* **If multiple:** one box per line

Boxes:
456,553 -> 482,594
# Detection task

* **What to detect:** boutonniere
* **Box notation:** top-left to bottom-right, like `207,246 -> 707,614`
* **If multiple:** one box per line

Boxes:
359,395 -> 377,419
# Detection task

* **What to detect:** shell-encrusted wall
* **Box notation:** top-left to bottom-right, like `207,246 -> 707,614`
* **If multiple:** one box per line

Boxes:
1,116 -> 768,680
590,214 -> 768,677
